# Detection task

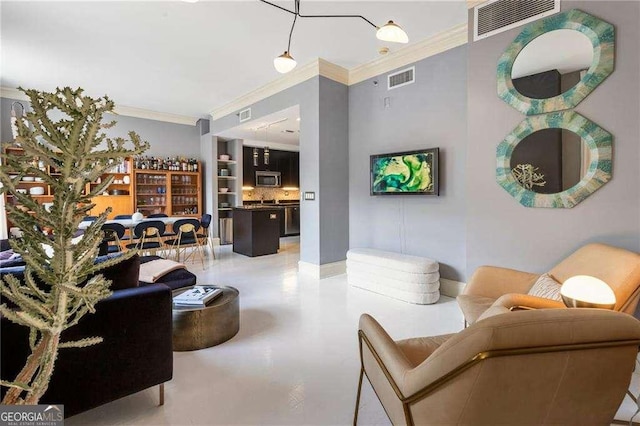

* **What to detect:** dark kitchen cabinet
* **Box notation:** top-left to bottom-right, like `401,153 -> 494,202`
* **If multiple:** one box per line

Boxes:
242,146 -> 299,188
281,151 -> 299,188
233,207 -> 280,257
243,146 -> 255,186
289,152 -> 299,188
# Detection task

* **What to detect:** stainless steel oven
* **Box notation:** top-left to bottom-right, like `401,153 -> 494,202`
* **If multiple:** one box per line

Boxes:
256,171 -> 281,187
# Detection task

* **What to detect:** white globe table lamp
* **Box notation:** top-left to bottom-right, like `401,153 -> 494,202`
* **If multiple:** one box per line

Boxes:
560,275 -> 616,310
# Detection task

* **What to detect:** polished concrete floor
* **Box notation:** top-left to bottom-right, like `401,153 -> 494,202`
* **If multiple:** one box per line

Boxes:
67,238 -> 639,425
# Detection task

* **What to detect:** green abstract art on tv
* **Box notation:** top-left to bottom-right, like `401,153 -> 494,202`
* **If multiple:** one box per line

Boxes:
370,148 -> 439,196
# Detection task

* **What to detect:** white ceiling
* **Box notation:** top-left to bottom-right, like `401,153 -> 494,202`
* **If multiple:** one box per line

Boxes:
0,1 -> 467,119
219,104 -> 300,147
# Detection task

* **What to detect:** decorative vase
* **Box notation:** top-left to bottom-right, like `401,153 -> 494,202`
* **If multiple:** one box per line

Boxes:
132,210 -> 144,222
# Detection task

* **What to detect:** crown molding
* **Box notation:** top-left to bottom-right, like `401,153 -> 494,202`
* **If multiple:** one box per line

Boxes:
1,86 -> 198,126
318,58 -> 350,86
0,87 -> 28,101
348,23 -> 468,85
211,60 -> 320,121
111,105 -> 198,126
211,58 -> 349,120
467,0 -> 486,9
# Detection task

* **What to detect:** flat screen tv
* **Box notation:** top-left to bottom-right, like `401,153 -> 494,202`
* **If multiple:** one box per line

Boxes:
370,148 -> 439,196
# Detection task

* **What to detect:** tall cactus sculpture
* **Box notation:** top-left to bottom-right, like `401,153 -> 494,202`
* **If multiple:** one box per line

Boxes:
0,87 -> 149,404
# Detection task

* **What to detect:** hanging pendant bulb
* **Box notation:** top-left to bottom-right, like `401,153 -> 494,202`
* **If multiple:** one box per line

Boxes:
253,147 -> 259,167
376,20 -> 409,44
264,147 -> 270,166
274,51 -> 297,74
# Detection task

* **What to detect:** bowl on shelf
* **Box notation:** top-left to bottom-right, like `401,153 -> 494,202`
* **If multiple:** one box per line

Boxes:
219,187 -> 229,193
34,177 -> 44,182
219,154 -> 230,161
29,186 -> 45,196
22,176 -> 35,182
219,202 -> 230,208
109,189 -> 129,195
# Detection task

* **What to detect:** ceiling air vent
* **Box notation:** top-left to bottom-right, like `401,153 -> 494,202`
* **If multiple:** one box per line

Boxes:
388,66 -> 415,90
474,0 -> 560,42
238,108 -> 251,123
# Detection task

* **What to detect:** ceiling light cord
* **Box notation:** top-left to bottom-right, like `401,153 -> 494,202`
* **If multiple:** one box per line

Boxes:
287,11 -> 297,53
259,0 -> 378,29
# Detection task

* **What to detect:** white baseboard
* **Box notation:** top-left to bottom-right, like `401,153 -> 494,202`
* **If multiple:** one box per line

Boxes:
298,260 -> 347,279
440,278 -> 466,298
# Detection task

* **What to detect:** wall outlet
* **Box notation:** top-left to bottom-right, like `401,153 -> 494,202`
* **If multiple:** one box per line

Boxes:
304,192 -> 315,200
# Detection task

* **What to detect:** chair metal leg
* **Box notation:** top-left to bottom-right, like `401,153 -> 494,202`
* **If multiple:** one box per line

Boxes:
159,383 -> 164,406
353,367 -> 364,426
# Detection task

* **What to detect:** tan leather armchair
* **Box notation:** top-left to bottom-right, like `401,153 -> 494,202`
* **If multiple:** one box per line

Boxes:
355,309 -> 640,425
457,243 -> 640,325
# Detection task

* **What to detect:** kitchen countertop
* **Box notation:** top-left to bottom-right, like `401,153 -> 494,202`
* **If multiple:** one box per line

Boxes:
234,205 -> 283,210
241,200 -> 300,208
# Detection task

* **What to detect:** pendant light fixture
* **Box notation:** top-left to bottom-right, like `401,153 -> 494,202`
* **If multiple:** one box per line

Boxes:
261,0 -> 408,74
376,20 -> 409,44
253,147 -> 259,167
274,52 -> 297,74
264,126 -> 270,166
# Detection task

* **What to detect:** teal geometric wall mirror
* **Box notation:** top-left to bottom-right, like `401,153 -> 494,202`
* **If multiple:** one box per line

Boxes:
497,111 -> 612,208
497,9 -> 615,115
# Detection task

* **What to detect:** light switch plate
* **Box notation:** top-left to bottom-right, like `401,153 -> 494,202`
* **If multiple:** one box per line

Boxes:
304,191 -> 315,200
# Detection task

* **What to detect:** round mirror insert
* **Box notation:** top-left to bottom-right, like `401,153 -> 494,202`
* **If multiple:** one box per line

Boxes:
496,111 -> 612,209
496,9 -> 614,115
511,29 -> 593,100
510,129 -> 590,194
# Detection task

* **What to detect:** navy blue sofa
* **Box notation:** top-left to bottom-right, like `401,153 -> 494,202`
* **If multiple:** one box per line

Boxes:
0,252 -> 194,417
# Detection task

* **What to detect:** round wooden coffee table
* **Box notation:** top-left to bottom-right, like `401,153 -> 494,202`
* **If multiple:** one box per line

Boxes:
172,286 -> 240,351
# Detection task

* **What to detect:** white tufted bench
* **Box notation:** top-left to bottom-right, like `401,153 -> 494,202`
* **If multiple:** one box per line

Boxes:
346,248 -> 440,304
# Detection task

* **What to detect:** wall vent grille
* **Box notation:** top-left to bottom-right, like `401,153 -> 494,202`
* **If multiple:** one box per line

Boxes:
388,66 -> 415,90
474,0 -> 560,41
238,108 -> 252,123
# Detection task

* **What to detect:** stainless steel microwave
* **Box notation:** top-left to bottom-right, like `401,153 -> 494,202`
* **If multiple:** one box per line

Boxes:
256,171 -> 281,187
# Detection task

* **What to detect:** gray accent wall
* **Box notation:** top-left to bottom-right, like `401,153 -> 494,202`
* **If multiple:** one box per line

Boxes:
210,76 -> 349,265
348,46 -> 468,281
466,1 -> 640,277
1,96 -> 201,158
100,114 -> 201,158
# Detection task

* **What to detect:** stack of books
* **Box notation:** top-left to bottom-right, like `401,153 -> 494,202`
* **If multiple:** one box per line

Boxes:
173,286 -> 223,307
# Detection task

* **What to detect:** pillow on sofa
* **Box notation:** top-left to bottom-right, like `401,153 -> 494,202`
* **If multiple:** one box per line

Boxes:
527,273 -> 562,301
94,254 -> 140,291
